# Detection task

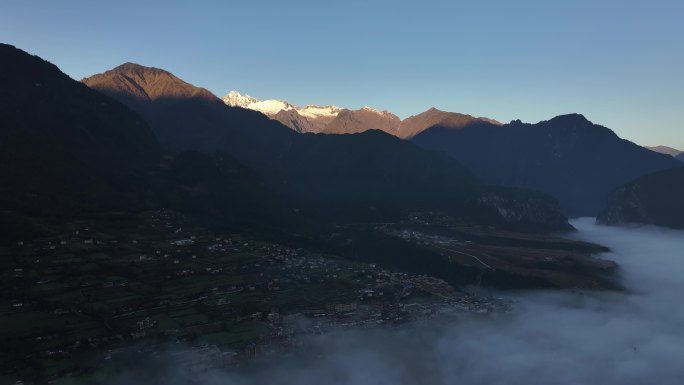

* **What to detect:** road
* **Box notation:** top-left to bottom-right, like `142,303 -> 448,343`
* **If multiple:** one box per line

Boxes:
433,245 -> 493,269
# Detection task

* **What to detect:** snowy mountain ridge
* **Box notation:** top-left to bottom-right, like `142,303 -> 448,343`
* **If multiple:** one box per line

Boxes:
222,90 -> 500,137
222,90 -> 343,132
223,91 -> 339,118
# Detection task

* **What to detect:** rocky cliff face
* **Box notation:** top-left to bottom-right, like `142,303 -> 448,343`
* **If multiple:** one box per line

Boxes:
597,185 -> 650,225
274,109 -> 316,133
398,107 -> 500,139
477,190 -> 574,232
324,107 -> 401,135
598,166 -> 684,229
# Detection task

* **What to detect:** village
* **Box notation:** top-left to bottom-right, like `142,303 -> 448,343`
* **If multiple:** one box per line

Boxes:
0,209 -> 510,383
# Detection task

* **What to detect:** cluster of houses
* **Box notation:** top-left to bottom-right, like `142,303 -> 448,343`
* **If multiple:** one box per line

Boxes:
2,208 -> 512,382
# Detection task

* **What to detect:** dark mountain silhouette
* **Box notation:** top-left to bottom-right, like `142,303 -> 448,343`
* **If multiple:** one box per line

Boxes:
82,63 -> 573,231
0,44 -> 160,216
598,166 -> 684,229
272,130 -> 473,218
677,153 -> 684,162
266,130 -> 571,230
412,114 -> 682,217
0,44 -> 292,241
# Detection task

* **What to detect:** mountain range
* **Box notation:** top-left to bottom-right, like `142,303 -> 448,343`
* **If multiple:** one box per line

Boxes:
81,64 -> 294,164
4,43 -> 682,233
222,91 -> 341,133
80,58 -> 569,231
0,45 -> 289,240
223,90 -> 500,138
2,43 -> 638,384
412,116 -> 682,217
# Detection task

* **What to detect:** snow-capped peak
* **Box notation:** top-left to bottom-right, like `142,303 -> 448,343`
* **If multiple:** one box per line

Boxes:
222,90 -> 298,117
252,99 -> 298,115
222,90 -> 258,108
222,90 -> 385,132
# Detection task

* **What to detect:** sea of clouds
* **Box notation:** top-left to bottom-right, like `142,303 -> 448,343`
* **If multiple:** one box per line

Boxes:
82,219 -> 684,385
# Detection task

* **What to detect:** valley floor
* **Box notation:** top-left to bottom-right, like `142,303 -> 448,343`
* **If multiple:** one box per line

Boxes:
0,211 -> 617,384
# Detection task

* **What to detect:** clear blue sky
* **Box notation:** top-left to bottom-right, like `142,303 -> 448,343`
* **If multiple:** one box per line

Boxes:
2,0 -> 683,148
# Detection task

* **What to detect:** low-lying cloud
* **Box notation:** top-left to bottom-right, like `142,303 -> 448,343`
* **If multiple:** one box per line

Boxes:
78,219 -> 684,385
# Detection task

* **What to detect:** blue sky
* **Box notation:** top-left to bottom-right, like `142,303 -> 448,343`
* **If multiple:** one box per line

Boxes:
2,0 -> 683,148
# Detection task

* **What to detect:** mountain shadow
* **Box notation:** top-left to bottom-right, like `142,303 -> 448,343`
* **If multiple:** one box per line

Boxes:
83,63 -> 573,231
82,63 -> 296,170
0,45 -> 160,217
412,114 -> 682,217
0,45 -> 288,241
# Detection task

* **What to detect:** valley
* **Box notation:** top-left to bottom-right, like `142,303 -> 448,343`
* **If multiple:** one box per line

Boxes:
0,209 -> 617,383
2,2 -> 684,384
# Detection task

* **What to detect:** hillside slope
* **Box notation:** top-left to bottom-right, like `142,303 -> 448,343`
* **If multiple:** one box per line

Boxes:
84,64 -> 573,231
0,44 -> 160,215
598,166 -> 684,229
413,114 -> 681,216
